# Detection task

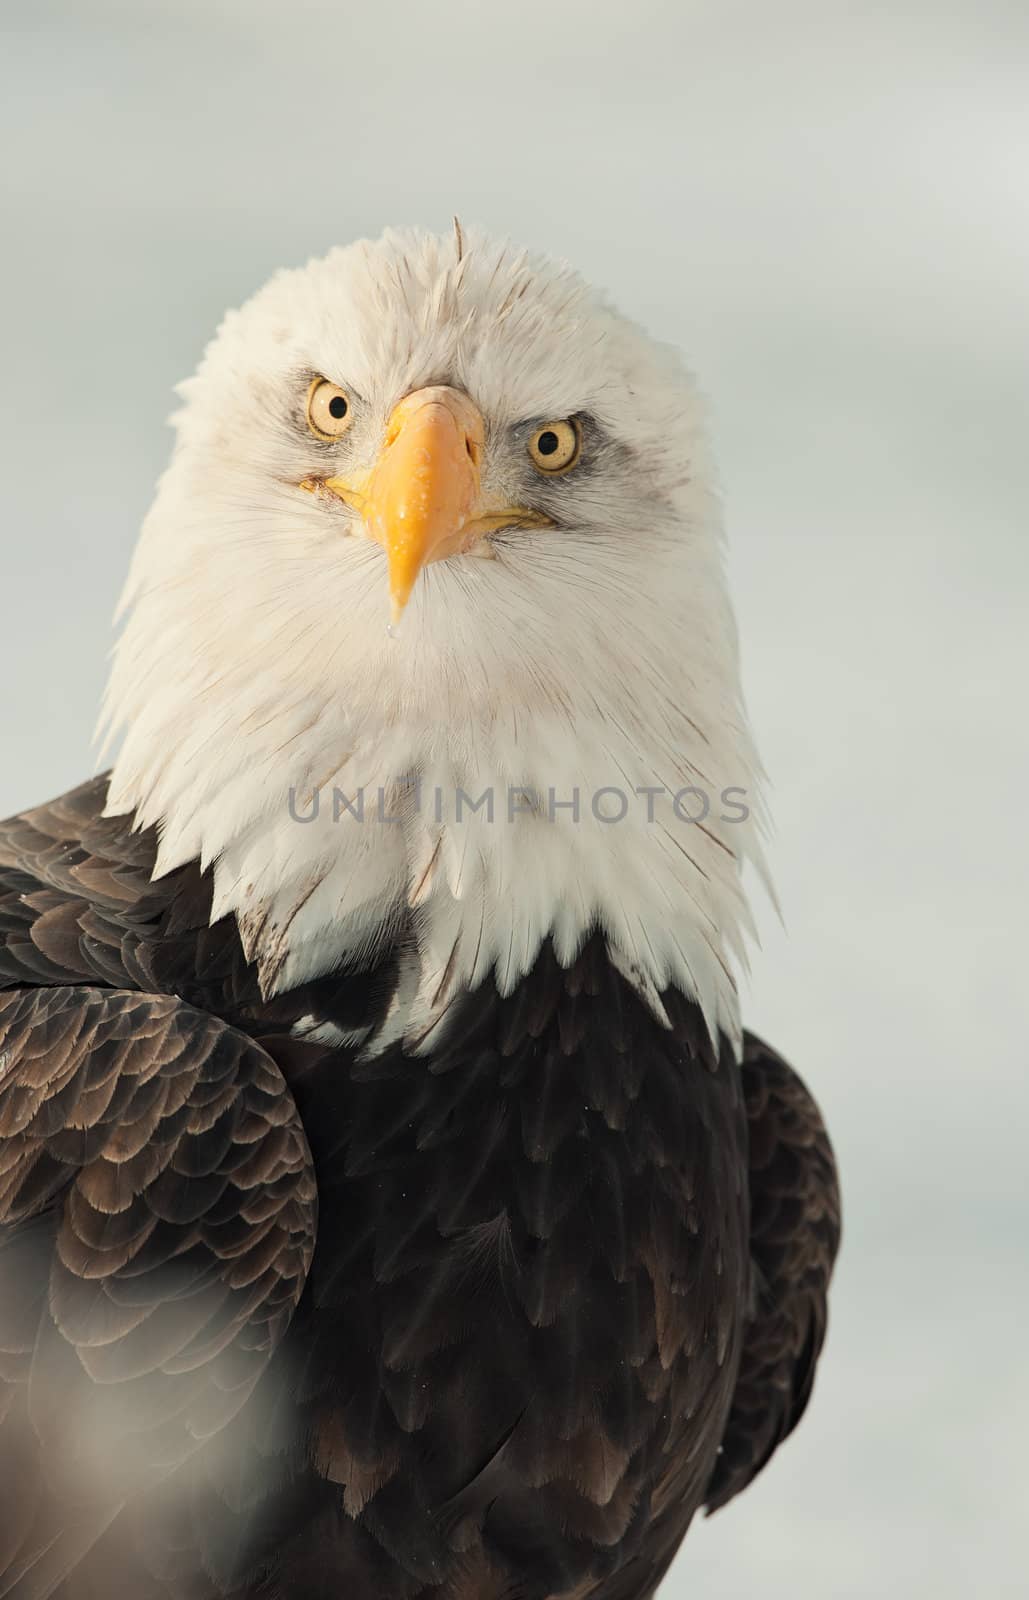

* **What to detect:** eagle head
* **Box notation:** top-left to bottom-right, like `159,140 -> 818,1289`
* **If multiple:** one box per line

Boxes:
103,225 -> 768,1049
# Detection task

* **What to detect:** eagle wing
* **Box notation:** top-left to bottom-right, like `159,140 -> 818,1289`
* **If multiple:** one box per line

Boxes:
704,1031 -> 841,1513
584,1032 -> 839,1600
0,777 -> 259,1016
0,983 -> 316,1600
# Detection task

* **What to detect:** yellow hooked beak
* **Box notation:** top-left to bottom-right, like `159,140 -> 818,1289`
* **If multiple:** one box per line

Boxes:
305,386 -> 551,626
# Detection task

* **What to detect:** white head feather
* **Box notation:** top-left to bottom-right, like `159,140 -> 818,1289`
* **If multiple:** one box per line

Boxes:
102,225 -> 769,1052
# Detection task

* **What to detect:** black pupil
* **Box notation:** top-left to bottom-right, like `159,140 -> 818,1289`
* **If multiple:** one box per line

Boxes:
537,430 -> 560,456
328,394 -> 348,420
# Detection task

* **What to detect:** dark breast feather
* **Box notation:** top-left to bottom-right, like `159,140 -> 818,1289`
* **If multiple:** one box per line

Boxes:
0,778 -> 839,1600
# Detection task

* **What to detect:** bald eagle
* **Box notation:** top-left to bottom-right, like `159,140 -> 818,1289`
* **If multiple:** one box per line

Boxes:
0,226 -> 839,1600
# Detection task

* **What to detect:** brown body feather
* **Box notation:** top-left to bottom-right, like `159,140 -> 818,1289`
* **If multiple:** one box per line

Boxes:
0,778 -> 839,1599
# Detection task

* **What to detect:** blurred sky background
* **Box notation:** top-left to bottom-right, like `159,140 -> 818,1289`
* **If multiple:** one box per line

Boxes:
1,2 -> 1027,1594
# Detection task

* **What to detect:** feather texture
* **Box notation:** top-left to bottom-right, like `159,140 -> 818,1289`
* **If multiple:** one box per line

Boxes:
0,780 -> 839,1598
0,977 -> 316,1599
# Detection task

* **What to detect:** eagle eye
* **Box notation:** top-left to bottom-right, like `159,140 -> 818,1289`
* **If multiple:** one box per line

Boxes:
528,418 -> 581,475
306,377 -> 353,441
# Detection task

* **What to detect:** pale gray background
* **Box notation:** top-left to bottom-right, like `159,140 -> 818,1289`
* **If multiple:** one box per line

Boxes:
1,2 -> 1026,1595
